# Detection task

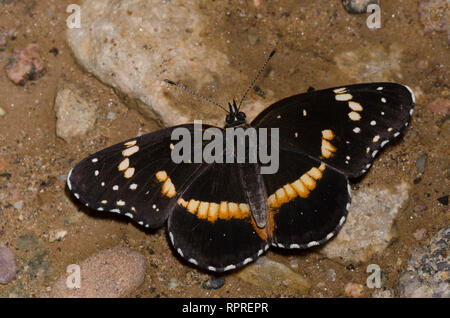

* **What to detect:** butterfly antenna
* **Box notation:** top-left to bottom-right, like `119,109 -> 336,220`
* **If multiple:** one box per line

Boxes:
164,79 -> 229,113
237,50 -> 276,111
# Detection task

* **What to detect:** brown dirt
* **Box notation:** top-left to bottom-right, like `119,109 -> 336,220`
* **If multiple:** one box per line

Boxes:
0,0 -> 448,298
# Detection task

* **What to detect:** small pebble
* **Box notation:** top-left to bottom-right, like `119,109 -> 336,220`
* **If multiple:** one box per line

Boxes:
413,228 -> 427,241
0,107 -> 5,117
415,152 -> 427,174
326,268 -> 337,282
247,32 -> 259,45
168,277 -> 179,290
107,111 -> 116,121
342,0 -> 379,14
413,204 -> 427,212
202,276 -> 225,290
0,247 -> 16,284
13,201 -> 23,210
5,43 -> 46,85
57,174 -> 68,181
49,229 -> 68,242
437,195 -> 448,206
49,47 -> 59,56
289,258 -> 299,269
344,282 -> 364,297
372,288 -> 393,298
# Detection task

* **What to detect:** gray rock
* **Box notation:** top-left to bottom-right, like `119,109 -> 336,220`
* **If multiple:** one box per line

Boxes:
15,234 -> 39,252
0,247 -> 16,284
397,228 -> 449,298
15,234 -> 52,282
234,257 -> 310,294
342,0 -> 379,14
416,152 -> 427,174
202,276 -> 225,290
49,247 -> 146,298
342,0 -> 380,13
319,182 -> 410,263
66,0 -> 267,127
54,81 -> 98,142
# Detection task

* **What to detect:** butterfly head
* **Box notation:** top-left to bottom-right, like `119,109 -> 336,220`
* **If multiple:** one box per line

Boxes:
225,100 -> 247,127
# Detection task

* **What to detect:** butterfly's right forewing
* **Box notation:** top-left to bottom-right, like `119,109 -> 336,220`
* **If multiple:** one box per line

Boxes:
67,125 -> 202,228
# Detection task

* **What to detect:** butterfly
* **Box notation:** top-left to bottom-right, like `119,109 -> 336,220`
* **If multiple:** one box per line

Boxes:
67,51 -> 415,272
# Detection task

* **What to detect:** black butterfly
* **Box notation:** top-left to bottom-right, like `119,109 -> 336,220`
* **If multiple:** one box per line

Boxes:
67,52 -> 415,272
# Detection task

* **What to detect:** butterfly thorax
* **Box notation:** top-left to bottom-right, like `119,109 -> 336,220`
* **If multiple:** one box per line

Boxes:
225,100 -> 247,128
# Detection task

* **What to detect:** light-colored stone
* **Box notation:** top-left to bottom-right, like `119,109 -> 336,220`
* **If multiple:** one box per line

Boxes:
48,229 -> 68,243
66,0 -> 268,127
234,257 -> 310,294
49,247 -> 146,298
54,81 -> 98,141
319,182 -> 410,263
344,282 -> 364,298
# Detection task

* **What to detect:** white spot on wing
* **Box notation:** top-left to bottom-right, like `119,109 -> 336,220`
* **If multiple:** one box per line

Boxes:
177,248 -> 183,257
224,264 -> 236,271
404,85 -> 416,104
67,168 -> 73,190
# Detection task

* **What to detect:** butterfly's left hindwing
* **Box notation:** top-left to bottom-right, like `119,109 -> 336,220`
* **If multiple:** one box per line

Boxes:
252,82 -> 415,178
67,125 -> 202,228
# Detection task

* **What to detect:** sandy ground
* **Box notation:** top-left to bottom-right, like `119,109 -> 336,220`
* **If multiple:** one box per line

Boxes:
0,0 -> 448,297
